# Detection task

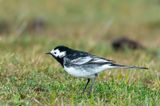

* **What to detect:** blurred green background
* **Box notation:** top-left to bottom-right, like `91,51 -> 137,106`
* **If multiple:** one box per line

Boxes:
0,0 -> 160,105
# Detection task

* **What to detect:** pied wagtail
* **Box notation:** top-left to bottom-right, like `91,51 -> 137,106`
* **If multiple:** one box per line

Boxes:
46,45 -> 148,94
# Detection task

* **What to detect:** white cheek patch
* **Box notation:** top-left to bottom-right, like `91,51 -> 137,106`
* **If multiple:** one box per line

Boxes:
59,51 -> 66,58
50,49 -> 66,58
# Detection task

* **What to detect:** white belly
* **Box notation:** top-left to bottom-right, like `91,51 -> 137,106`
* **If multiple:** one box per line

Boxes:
64,64 -> 112,78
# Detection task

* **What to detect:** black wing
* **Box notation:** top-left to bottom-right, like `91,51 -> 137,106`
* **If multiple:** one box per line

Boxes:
70,55 -> 114,65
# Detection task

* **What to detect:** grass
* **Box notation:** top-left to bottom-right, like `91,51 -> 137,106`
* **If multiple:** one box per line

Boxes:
0,0 -> 160,105
0,36 -> 159,105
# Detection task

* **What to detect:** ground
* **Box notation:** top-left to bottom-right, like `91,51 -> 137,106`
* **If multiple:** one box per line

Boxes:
0,0 -> 160,105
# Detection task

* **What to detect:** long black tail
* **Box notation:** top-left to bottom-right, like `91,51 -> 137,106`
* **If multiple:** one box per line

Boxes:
110,63 -> 148,69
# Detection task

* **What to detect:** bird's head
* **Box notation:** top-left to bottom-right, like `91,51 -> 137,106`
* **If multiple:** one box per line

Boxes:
46,45 -> 72,66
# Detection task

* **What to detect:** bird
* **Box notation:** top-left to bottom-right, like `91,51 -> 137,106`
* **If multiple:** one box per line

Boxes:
46,45 -> 148,94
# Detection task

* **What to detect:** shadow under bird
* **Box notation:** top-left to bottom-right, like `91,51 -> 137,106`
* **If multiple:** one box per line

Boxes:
46,45 -> 148,94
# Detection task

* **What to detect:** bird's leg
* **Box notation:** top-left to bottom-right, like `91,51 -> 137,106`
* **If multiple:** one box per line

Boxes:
88,78 -> 95,95
88,74 -> 98,95
82,78 -> 90,93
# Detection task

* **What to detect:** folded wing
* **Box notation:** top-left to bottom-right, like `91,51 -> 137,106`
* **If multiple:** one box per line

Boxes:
70,56 -> 114,65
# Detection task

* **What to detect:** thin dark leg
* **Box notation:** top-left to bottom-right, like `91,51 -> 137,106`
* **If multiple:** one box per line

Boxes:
88,74 -> 98,95
88,78 -> 95,95
82,78 -> 90,93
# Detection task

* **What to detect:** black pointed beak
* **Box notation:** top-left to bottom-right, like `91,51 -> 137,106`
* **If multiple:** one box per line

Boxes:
46,52 -> 51,55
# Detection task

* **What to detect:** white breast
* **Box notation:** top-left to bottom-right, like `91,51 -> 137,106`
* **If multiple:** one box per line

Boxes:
64,66 -> 88,77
